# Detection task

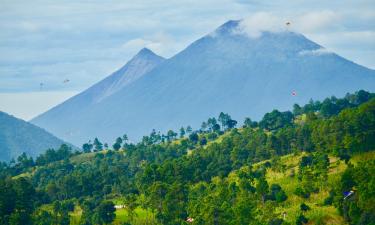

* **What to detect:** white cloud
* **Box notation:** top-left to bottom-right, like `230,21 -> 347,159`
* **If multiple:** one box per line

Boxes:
235,11 -> 342,38
236,12 -> 285,38
298,48 -> 333,56
121,32 -> 183,58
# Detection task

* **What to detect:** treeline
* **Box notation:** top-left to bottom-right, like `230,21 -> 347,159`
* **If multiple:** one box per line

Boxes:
0,90 -> 374,224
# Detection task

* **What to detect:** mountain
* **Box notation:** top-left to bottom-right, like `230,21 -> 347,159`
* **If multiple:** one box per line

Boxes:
0,111 -> 68,162
31,20 -> 375,145
31,48 -> 165,144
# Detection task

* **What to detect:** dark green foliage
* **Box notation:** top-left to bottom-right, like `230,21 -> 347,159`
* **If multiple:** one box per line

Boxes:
269,218 -> 284,225
35,144 -> 72,166
0,90 -> 373,224
259,110 -> 293,131
268,184 -> 288,203
296,214 -> 308,225
94,201 -> 115,225
335,160 -> 375,225
82,142 -> 93,153
311,98 -> 375,156
180,127 -> 186,138
218,112 -> 237,130
294,186 -> 310,199
323,190 -> 335,205
199,137 -> 207,146
243,117 -> 257,128
93,138 -> 103,152
0,178 -> 36,225
300,203 -> 310,212
256,176 -> 269,202
189,132 -> 199,144
33,210 -> 53,225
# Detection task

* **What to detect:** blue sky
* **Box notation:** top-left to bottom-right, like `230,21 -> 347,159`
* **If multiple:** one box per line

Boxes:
0,0 -> 374,119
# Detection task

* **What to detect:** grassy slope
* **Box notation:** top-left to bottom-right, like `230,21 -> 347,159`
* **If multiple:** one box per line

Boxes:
25,129 -> 373,224
64,152 -> 374,224
264,153 -> 347,225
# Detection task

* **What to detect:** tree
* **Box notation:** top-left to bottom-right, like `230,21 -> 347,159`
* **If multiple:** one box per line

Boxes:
167,130 -> 177,142
33,210 -> 53,225
201,122 -> 208,132
218,112 -> 237,130
186,126 -> 193,134
113,137 -> 122,151
116,137 -> 122,145
9,211 -> 32,225
259,110 -> 293,131
300,203 -> 310,212
189,132 -> 199,144
16,153 -> 34,168
243,117 -> 253,128
212,124 -> 221,132
200,137 -> 207,146
320,98 -> 339,117
207,118 -> 219,132
180,127 -> 186,138
293,104 -> 302,115
269,184 -> 287,202
93,138 -> 103,152
113,142 -> 121,151
94,201 -> 115,225
256,176 -> 269,203
79,199 -> 96,225
82,142 -> 93,153
122,134 -> 128,146
296,214 -> 308,225
227,119 -> 237,129
218,112 -> 230,130
124,194 -> 138,223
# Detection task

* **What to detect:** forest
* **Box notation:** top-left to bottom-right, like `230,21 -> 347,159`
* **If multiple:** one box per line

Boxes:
0,90 -> 374,225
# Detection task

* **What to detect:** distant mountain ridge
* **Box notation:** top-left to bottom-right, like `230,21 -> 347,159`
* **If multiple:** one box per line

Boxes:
92,48 -> 165,103
31,20 -> 375,145
31,48 -> 165,143
0,111 -> 68,162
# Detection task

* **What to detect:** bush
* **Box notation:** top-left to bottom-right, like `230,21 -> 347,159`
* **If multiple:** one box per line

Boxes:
269,218 -> 284,225
296,214 -> 308,225
300,203 -> 310,212
294,187 -> 310,199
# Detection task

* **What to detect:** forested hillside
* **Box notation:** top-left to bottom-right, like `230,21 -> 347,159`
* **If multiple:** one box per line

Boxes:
1,90 -> 374,225
0,111 -> 69,162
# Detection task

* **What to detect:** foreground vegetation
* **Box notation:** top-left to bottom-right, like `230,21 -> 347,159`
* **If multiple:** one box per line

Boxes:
0,90 -> 374,225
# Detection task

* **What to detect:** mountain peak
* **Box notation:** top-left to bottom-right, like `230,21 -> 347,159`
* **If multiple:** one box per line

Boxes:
213,20 -> 241,36
134,48 -> 163,60
32,20 -> 375,145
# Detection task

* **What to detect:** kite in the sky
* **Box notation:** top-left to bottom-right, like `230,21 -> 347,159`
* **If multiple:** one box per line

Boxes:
63,79 -> 70,83
286,22 -> 291,26
39,83 -> 44,90
292,91 -> 297,96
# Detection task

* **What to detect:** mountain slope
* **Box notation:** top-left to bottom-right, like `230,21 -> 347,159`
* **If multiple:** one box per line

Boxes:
0,111 -> 67,161
31,20 -> 375,145
31,48 -> 165,144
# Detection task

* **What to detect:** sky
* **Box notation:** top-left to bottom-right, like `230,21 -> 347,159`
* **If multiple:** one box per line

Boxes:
0,0 -> 374,120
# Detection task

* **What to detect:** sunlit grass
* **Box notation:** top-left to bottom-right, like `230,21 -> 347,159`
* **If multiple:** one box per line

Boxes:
265,154 -> 347,224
